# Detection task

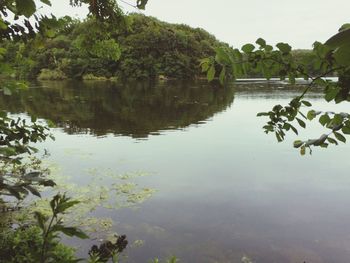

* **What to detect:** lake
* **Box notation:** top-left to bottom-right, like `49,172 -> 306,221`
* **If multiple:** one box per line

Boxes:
2,80 -> 350,263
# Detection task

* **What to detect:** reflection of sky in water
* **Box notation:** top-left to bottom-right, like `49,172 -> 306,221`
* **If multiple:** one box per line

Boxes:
7,83 -> 350,262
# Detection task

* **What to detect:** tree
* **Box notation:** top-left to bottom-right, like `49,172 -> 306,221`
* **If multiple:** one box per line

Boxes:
1,1 -> 147,262
0,0 -> 147,197
203,24 -> 350,155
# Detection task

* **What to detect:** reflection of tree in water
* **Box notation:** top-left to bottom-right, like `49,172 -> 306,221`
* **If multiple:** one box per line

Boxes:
0,80 -> 234,138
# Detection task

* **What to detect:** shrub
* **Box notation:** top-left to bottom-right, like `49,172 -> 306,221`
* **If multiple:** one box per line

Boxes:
82,73 -> 109,81
0,225 -> 76,263
37,69 -> 68,80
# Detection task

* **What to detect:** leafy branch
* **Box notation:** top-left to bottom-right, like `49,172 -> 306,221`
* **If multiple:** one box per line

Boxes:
203,25 -> 350,154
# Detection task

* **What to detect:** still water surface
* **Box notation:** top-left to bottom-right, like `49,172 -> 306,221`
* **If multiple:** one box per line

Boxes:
2,80 -> 350,263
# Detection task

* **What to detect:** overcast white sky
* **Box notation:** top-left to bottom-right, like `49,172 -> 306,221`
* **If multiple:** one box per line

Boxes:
43,0 -> 350,49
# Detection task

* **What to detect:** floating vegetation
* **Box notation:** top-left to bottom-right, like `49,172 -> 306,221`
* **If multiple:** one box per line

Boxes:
19,166 -> 157,240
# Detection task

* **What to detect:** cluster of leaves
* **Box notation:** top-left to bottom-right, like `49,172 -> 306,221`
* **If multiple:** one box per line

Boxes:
0,113 -> 52,161
203,24 -> 350,154
0,0 -> 57,41
0,157 -> 55,201
0,111 -> 54,200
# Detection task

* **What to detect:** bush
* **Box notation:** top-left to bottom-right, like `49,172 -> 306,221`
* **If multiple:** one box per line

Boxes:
0,225 -> 76,263
37,69 -> 68,80
82,73 -> 109,81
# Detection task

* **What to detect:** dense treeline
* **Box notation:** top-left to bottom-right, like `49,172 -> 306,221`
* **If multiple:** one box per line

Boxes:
1,13 -> 327,81
1,13 -> 223,80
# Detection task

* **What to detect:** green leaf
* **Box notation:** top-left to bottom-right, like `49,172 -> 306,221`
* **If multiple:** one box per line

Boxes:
207,65 -> 215,82
339,24 -> 350,31
290,124 -> 298,135
342,126 -> 350,135
257,112 -> 270,117
301,100 -> 312,107
334,132 -> 346,143
319,114 -> 331,126
325,28 -> 350,48
327,137 -> 338,145
293,140 -> 303,148
296,118 -> 306,128
56,200 -> 80,213
275,132 -> 282,142
333,114 -> 344,125
40,0 -> 51,6
324,87 -> 339,102
200,58 -> 210,72
34,211 -> 47,230
307,110 -> 316,121
300,146 -> 306,155
320,143 -> 328,148
219,67 -> 226,85
334,44 -> 350,67
0,19 -> 7,30
59,227 -> 89,239
25,185 -> 41,197
241,44 -> 255,53
215,47 -> 231,65
16,0 -> 36,18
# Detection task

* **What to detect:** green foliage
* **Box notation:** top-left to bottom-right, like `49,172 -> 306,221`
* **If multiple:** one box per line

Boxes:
2,13 -> 223,80
0,106 -> 54,200
0,193 -> 131,263
34,193 -> 89,262
117,14 -> 222,79
38,69 -> 68,80
82,74 -> 109,81
0,112 -> 51,162
150,256 -> 179,263
0,225 -> 77,263
1,1 -> 156,262
0,157 -> 55,200
72,19 -> 121,61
